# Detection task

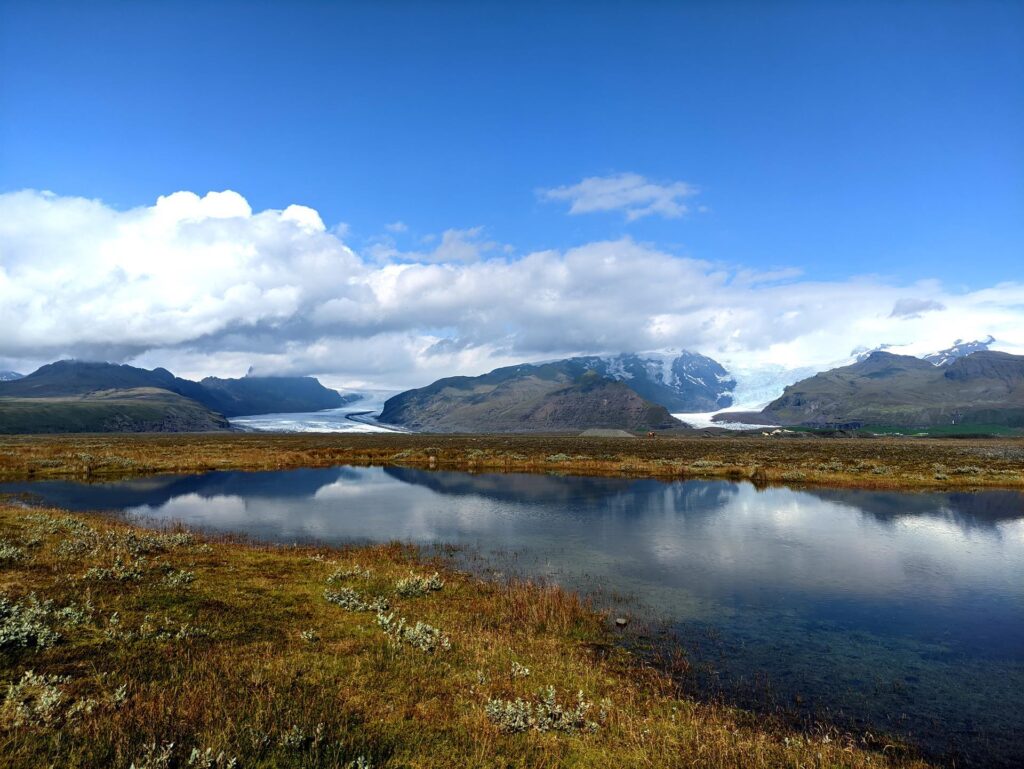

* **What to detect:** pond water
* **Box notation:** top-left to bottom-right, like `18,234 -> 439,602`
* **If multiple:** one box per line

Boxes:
2,467 -> 1022,767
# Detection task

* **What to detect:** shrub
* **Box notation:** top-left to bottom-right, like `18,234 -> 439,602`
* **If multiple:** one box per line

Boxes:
129,742 -> 175,769
0,594 -> 62,650
105,612 -> 210,643
161,569 -> 196,589
952,465 -> 983,475
689,459 -> 722,469
486,686 -> 600,734
24,513 -> 93,538
324,588 -> 389,613
187,747 -> 238,768
327,564 -> 371,582
278,722 -> 325,752
83,556 -> 146,583
1,670 -> 68,728
376,611 -> 450,652
395,571 -> 444,598
0,539 -> 26,564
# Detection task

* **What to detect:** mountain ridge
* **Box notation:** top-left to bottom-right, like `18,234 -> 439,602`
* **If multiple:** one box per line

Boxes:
0,360 -> 350,418
0,360 -> 352,433
380,364 -> 683,433
758,350 -> 1024,428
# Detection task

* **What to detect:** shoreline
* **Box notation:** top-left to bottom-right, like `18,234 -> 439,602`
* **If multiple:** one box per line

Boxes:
0,501 -> 933,768
1,432 -> 1022,491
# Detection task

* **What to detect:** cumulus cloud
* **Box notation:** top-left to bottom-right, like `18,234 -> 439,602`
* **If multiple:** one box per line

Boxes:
0,189 -> 359,359
538,172 -> 699,221
2,188 -> 1023,390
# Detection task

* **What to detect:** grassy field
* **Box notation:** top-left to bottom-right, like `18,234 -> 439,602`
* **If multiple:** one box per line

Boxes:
0,503 -> 932,768
0,432 -> 1022,489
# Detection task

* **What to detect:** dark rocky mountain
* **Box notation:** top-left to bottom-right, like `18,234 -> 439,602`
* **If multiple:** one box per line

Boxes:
380,350 -> 733,434
0,360 -> 348,417
380,365 -> 683,433
759,350 -> 1024,427
0,360 -> 351,433
0,360 -> 206,400
198,376 -> 357,417
573,351 -> 735,411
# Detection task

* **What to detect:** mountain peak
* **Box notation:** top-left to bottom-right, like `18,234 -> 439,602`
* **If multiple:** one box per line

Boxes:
922,336 -> 996,366
576,351 -> 735,411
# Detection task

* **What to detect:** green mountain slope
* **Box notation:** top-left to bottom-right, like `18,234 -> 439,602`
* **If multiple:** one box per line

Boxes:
0,388 -> 231,434
380,365 -> 683,433
761,351 -> 1024,427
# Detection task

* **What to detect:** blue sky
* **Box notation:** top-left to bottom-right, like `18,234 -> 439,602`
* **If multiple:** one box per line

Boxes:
3,1 -> 1021,285
0,1 -> 1022,387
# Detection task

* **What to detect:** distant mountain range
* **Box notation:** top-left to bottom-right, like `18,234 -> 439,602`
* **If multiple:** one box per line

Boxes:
3,335 -> 1019,434
853,336 -> 997,367
381,337 -> 1023,433
756,350 -> 1024,428
0,360 -> 356,434
379,362 -> 683,433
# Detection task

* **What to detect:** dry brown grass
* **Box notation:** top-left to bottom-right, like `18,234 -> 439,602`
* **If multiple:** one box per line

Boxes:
0,503 -> 932,768
0,432 -> 1022,490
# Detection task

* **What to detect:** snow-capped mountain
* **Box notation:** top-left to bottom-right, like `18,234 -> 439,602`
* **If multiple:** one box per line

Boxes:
668,335 -> 1022,425
852,336 -> 1002,367
726,335 -> 1011,414
575,351 -> 736,411
0,371 -> 23,382
704,336 -> 1010,420
922,336 -> 996,366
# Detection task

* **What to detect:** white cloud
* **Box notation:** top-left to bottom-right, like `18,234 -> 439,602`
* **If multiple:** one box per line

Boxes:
539,172 -> 699,221
385,221 -> 408,233
366,226 -> 499,264
2,188 -> 1023,390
